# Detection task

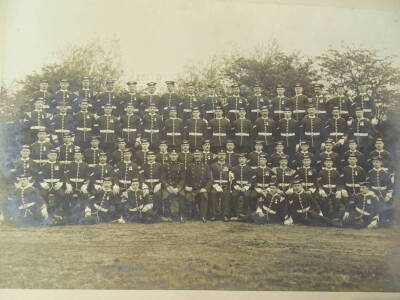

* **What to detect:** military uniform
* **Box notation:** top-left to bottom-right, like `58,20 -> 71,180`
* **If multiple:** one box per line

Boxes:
56,140 -> 75,166
341,164 -> 366,196
232,114 -> 252,152
253,112 -> 276,153
30,139 -> 54,167
291,93 -> 308,122
209,158 -> 232,220
51,89 -> 75,113
225,94 -> 247,122
114,157 -> 143,191
300,113 -> 323,150
278,114 -> 298,155
142,110 -> 163,150
180,92 -> 199,120
208,115 -> 231,153
185,113 -> 208,150
344,188 -> 380,228
121,185 -> 159,223
97,110 -> 118,153
50,110 -> 73,146
73,105 -> 96,149
90,186 -> 120,222
271,94 -> 291,121
247,90 -> 266,122
163,115 -> 184,149
95,90 -> 119,116
142,157 -> 163,214
23,108 -> 52,144
231,159 -> 253,215
201,93 -> 220,121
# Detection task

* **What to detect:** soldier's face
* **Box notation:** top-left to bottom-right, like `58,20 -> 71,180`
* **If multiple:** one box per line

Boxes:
126,106 -> 134,113
356,111 -> 363,118
82,80 -> 90,88
100,155 -> 107,163
372,160 -> 382,168
255,144 -> 263,151
226,143 -> 234,151
91,140 -> 99,148
20,149 -> 30,158
239,110 -> 246,118
169,111 -> 177,118
233,87 -> 240,95
118,142 -> 126,149
324,160 -> 333,168
215,110 -> 223,117
218,153 -> 226,161
254,87 -> 261,94
308,108 -> 316,115
103,181 -> 112,190
182,144 -> 190,152
348,157 -> 357,165
74,153 -> 83,161
128,85 -> 136,93
276,145 -> 284,152
360,186 -> 368,194
35,102 -> 43,110
284,111 -> 292,118
167,84 -> 174,92
130,182 -> 140,190
188,86 -> 195,94
123,153 -> 131,160
170,153 -> 178,161
261,110 -> 268,117
148,86 -> 156,93
40,83 -> 48,90
80,103 -> 88,110
106,83 -> 114,91
192,111 -> 200,118
194,153 -> 202,161
359,85 -> 367,93
332,109 -> 339,116
375,142 -> 383,150
19,178 -> 29,187
349,143 -> 357,150
64,136 -> 72,144
203,143 -> 210,151
147,155 -> 156,163
295,87 -> 303,94
337,87 -> 344,94
325,143 -> 333,151
142,143 -> 150,150
48,153 -> 57,162
277,88 -> 284,95
300,144 -> 309,151
149,106 -> 156,113
239,157 -> 246,165
104,107 -> 113,114
60,106 -> 67,113
159,144 -> 168,152
280,160 -> 288,167
260,158 -> 267,166
38,133 -> 46,141
60,82 -> 68,90
207,88 -> 215,95
293,184 -> 302,192
303,159 -> 311,167
314,87 -> 321,94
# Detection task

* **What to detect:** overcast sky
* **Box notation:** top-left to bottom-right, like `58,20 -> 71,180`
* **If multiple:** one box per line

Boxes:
1,0 -> 400,87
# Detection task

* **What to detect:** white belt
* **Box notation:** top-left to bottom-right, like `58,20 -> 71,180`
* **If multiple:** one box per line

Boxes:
303,183 -> 315,187
317,110 -> 327,113
59,161 -> 72,165
183,109 -> 192,112
356,207 -> 371,216
88,164 -> 96,168
229,109 -> 239,113
305,132 -> 320,136
166,132 -> 181,136
77,127 -> 92,131
339,111 -> 349,114
257,183 -> 269,188
70,178 -> 85,182
18,202 -> 36,210
214,180 -> 228,183
213,133 -> 226,136
251,109 -> 260,112
322,184 -> 336,188
264,206 -> 276,214
235,133 -> 249,136
33,159 -> 47,163
145,179 -> 160,183
293,110 -> 305,113
55,129 -> 70,133
278,183 -> 291,187
236,180 -> 249,184
330,132 -> 344,136
122,128 -> 137,132
371,186 -> 387,191
119,179 -> 132,184
205,110 -> 214,114
258,132 -> 272,136
100,129 -> 114,133
274,110 -> 284,114
44,179 -> 61,183
30,125 -> 46,130
297,207 -> 310,213
144,129 -> 159,133
363,109 -> 372,112
189,132 -> 203,136
346,183 -> 360,187
354,133 -> 368,137
281,133 -> 295,137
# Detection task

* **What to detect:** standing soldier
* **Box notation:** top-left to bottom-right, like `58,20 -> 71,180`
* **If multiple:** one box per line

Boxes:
94,79 -> 119,117
97,104 -> 118,154
231,154 -> 253,217
208,106 -> 231,153
180,82 -> 199,120
253,106 -> 276,154
291,83 -> 308,122
296,155 -> 318,194
74,100 -> 96,150
161,81 -> 181,120
30,130 -> 54,168
225,140 -> 239,168
300,105 -> 323,152
341,154 -> 367,202
51,79 -> 75,114
352,83 -> 373,119
201,84 -> 220,121
278,108 -> 298,156
327,84 -> 351,119
271,84 -> 291,122
156,140 -> 170,165
248,83 -> 266,123
63,148 -> 91,224
73,76 -> 97,113
84,136 -> 102,169
185,107 -> 208,150
10,146 -> 38,183
232,107 -> 252,153
201,140 -> 214,165
273,155 -> 296,193
324,106 -> 347,148
30,80 -> 53,112
310,83 -> 328,120
349,107 -> 374,153
88,152 -> 115,192
142,104 -> 163,151
209,150 -> 232,221
162,150 -> 186,222
56,133 -> 75,167
142,151 -> 163,216
185,150 -> 212,222
119,103 -> 142,149
110,138 -> 128,166
135,138 -> 151,167
119,81 -> 141,117
141,82 -> 162,116
163,107 -> 183,150
225,84 -> 247,122
114,150 -> 143,192
50,102 -> 73,146
178,140 -> 194,173
37,150 -> 65,222
248,140 -> 265,168
23,99 -> 52,145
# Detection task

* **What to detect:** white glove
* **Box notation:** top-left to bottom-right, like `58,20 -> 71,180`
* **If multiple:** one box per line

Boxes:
255,188 -> 262,194
129,207 -> 138,212
54,182 -> 63,190
341,189 -> 348,198
213,184 -> 222,192
41,205 -> 49,220
319,189 -> 327,198
347,119 -> 353,126
286,188 -> 293,195
367,219 -> 378,229
94,184 -> 101,191
319,211 -> 323,216
371,118 -> 378,125
65,183 -> 73,194
154,183 -> 162,193
142,203 -> 153,212
167,185 -> 174,193
309,188 -> 316,194
112,184 -> 120,195
338,138 -> 345,145
84,206 -> 91,217
343,211 -> 349,221
243,185 -> 250,191
117,216 -> 126,224
284,216 -> 293,225
335,190 -> 342,199
256,207 -> 264,217
185,186 -> 193,192
233,185 -> 240,191
40,182 -> 50,190
173,187 -> 179,194
81,184 -> 88,194
200,188 -> 207,193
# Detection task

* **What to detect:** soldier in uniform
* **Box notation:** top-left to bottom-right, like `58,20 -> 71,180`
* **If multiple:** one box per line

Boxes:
135,138 -> 151,166
178,140 -> 194,173
231,154 -> 253,217
119,81 -> 141,117
201,84 -> 220,121
225,84 -> 248,122
111,138 -> 129,166
142,104 -> 162,150
142,151 -> 163,216
296,155 -> 318,194
84,136 -> 102,169
63,148 -> 90,224
50,102 -> 73,146
7,175 -> 48,226
247,83 -> 266,123
342,139 -> 367,170
225,140 -> 239,168
248,140 -> 266,168
88,151 -> 115,193
30,130 -> 54,168
22,99 -> 52,144
253,106 -> 276,154
209,150 -> 232,221
269,141 -> 287,168
97,104 -> 118,154
89,177 -> 121,223
161,81 -> 181,120
342,182 -> 380,229
300,105 -> 323,152
327,84 -> 350,119
51,79 -> 75,114
310,83 -> 328,120
156,140 -> 170,165
141,82 -> 162,116
369,138 -> 392,169
72,76 -> 97,113
316,139 -> 340,170
251,154 -> 275,201
232,107 -> 252,152
185,107 -> 208,150
74,100 -> 96,149
341,154 -> 367,203
208,106 -> 231,153
348,106 -> 374,153
37,150 -> 65,223
94,79 -> 119,117
56,133 -> 75,167
293,141 -> 315,169
291,83 -> 308,122
10,145 -> 38,183
201,139 -> 214,165
119,103 -> 142,149
352,83 -> 373,119
324,106 -> 347,150
163,107 -> 183,150
114,149 -> 143,192
278,108 -> 298,156
271,84 -> 291,122
30,80 -> 53,112
180,82 -> 199,120
273,155 -> 296,193
162,150 -> 186,222
185,150 -> 212,222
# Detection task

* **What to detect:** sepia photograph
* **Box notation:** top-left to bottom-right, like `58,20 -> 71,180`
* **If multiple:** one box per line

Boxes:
0,0 -> 399,298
